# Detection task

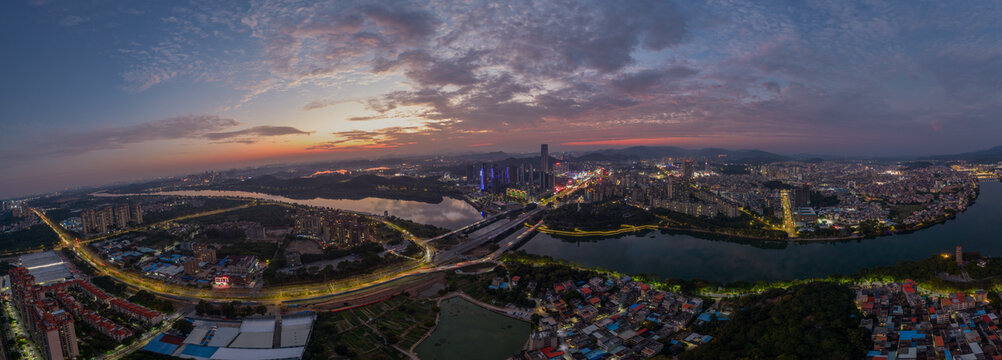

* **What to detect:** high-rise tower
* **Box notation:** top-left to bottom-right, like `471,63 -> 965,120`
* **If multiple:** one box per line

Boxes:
540,144 -> 550,191
541,144 -> 549,173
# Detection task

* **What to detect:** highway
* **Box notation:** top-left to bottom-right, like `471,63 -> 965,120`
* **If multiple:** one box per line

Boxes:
486,219 -> 544,260
31,204 -> 542,305
779,190 -> 798,237
434,207 -> 543,262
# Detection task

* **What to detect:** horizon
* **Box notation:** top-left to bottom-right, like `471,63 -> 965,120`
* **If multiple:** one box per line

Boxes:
3,1 -> 1002,197
2,142 -> 995,200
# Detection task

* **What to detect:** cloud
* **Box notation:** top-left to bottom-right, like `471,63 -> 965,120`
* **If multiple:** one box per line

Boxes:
306,127 -> 420,151
63,1 -> 1002,157
611,67 -> 698,96
244,1 -> 441,78
302,98 -> 362,111
203,125 -> 312,142
58,15 -> 87,27
16,115 -> 239,158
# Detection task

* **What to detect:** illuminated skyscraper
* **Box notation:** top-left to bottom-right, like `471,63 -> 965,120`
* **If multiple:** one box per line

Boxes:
541,144 -> 549,173
540,144 -> 550,191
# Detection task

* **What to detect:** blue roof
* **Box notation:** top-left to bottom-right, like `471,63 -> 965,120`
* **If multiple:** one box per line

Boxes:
142,334 -> 179,355
606,323 -> 619,331
697,313 -> 712,322
976,310 -> 987,316
181,345 -> 219,358
866,350 -> 882,357
945,350 -> 952,359
629,303 -> 643,311
586,350 -> 606,360
898,330 -> 925,341
702,335 -> 713,343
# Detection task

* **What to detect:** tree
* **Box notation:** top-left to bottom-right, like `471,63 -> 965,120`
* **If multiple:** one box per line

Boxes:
195,300 -> 211,316
172,320 -> 194,335
333,345 -> 350,356
222,301 -> 238,318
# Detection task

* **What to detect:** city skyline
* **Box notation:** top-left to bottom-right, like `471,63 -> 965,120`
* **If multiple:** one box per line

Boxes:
3,1 -> 1002,197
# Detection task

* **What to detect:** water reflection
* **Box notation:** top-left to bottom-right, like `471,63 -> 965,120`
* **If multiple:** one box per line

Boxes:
521,182 -> 1002,282
107,190 -> 483,230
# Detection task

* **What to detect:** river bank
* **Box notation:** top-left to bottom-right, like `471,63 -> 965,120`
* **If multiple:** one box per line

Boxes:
518,181 -> 1002,283
536,202 -> 977,244
95,189 -> 484,230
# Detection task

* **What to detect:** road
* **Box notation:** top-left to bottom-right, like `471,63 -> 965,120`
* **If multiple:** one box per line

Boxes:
434,208 -> 543,262
4,298 -> 43,360
104,310 -> 186,360
779,190 -> 798,237
540,170 -> 600,206
32,204 -> 542,305
77,202 -> 258,244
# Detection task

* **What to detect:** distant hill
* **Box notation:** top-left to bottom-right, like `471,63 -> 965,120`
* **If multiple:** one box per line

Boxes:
927,145 -> 1002,163
570,146 -> 788,163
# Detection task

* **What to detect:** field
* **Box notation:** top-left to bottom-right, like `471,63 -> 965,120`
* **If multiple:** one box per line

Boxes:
306,295 -> 440,360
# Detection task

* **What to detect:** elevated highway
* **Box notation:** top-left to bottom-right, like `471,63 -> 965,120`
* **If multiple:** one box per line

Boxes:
433,208 -> 543,263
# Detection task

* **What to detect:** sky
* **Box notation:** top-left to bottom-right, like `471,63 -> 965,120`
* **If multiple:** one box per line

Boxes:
1,0 -> 1001,198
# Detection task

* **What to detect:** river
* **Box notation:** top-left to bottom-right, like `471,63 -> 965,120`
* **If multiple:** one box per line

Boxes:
99,190 -> 483,230
519,181 -> 1002,283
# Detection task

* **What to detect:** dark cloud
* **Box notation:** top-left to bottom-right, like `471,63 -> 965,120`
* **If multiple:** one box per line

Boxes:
347,116 -> 382,121
761,81 -> 781,94
374,50 -> 483,86
450,0 -> 688,74
612,67 -> 698,95
245,1 -> 441,77
203,125 -> 312,141
924,50 -> 1002,103
360,4 -> 440,43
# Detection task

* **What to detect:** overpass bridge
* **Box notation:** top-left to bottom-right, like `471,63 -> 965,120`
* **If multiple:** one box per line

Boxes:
424,208 -> 518,243
433,208 -> 543,263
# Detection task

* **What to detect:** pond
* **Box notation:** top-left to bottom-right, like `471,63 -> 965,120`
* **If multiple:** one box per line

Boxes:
415,296 -> 530,360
